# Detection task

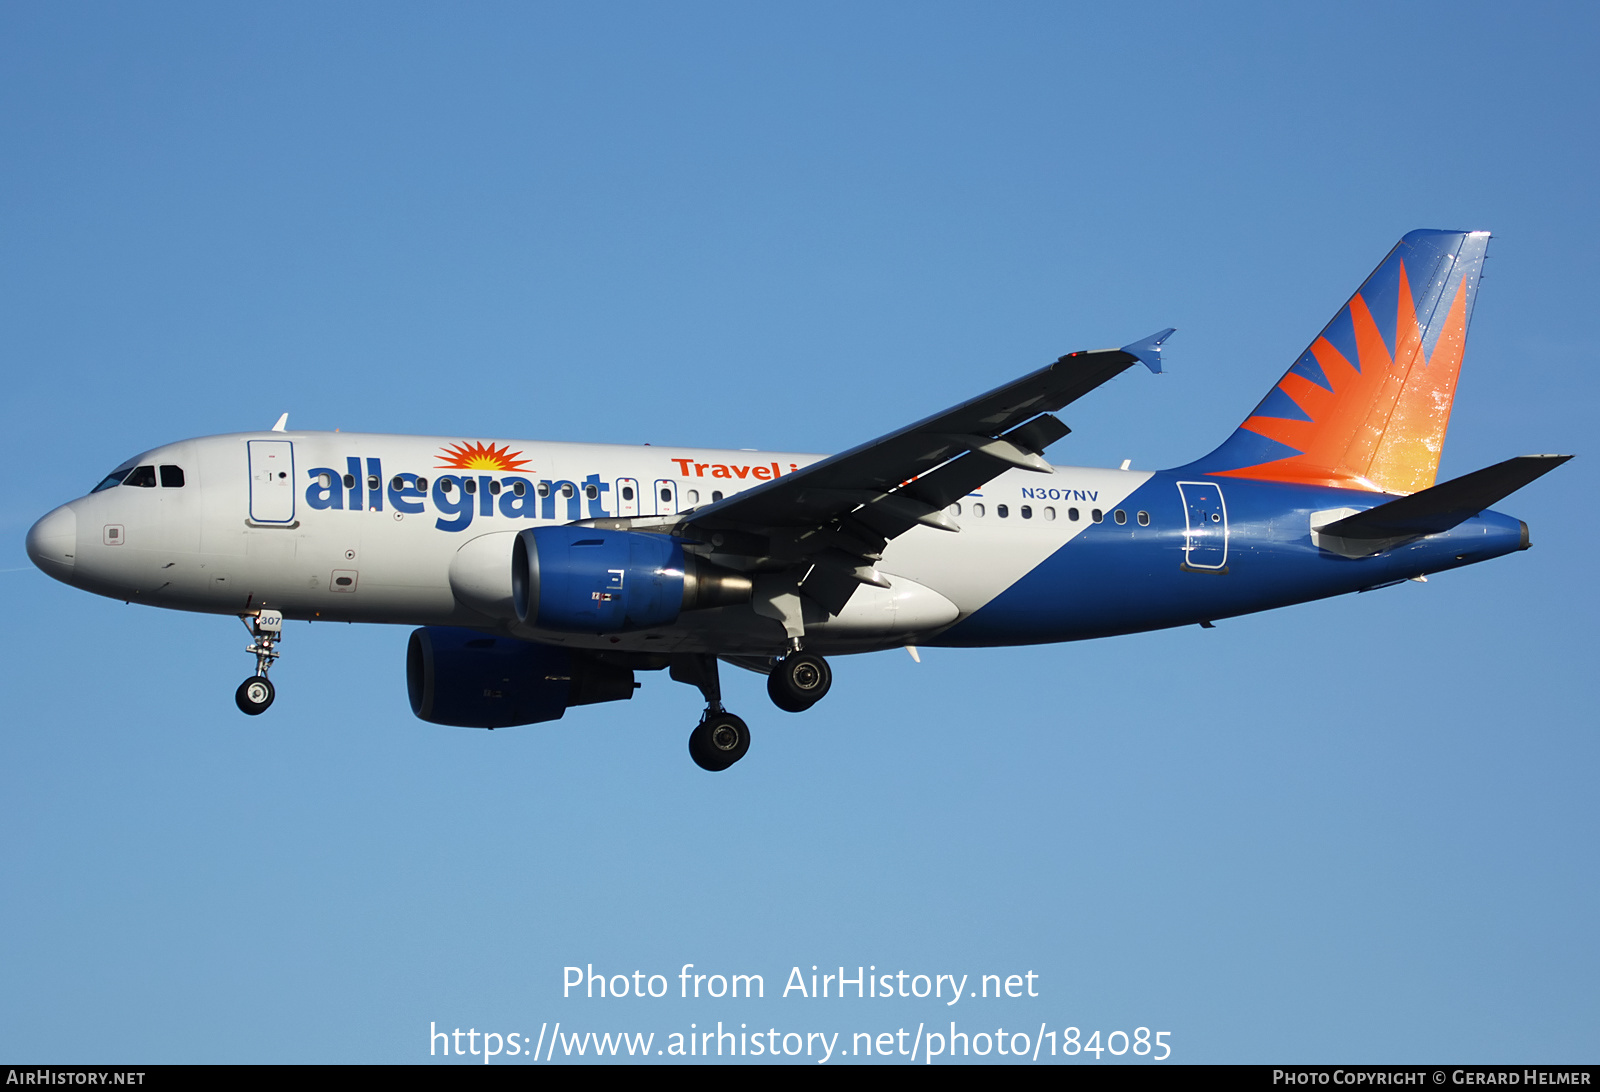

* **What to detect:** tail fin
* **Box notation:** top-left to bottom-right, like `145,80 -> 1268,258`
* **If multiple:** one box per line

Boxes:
1186,229 -> 1491,494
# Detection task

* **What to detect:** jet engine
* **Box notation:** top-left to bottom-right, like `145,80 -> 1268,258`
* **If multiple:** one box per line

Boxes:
406,626 -> 636,728
511,526 -> 750,633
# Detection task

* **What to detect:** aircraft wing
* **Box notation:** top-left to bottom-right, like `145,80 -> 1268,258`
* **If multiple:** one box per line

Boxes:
673,330 -> 1174,616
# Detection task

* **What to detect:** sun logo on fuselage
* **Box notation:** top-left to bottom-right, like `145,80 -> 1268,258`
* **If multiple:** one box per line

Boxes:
435,441 -> 532,472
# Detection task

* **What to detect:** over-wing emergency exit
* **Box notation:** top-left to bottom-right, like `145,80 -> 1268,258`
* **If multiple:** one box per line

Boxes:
26,230 -> 1569,770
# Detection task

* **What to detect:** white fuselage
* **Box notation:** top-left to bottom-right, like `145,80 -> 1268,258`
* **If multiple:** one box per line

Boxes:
30,431 -> 1151,656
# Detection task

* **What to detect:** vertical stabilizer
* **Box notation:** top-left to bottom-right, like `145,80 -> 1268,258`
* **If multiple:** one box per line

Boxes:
1184,229 -> 1490,494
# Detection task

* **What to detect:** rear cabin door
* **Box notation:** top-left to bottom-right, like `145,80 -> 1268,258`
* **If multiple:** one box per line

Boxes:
1176,480 -> 1228,570
248,441 -> 296,524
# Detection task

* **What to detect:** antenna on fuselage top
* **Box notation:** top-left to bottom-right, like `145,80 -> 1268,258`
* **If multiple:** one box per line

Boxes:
271,413 -> 289,432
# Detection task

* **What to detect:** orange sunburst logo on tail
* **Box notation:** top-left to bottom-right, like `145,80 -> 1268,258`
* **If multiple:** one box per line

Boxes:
435,441 -> 532,472
1217,261 -> 1471,495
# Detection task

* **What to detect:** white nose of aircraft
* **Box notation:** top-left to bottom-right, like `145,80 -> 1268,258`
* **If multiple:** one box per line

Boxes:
26,504 -> 77,581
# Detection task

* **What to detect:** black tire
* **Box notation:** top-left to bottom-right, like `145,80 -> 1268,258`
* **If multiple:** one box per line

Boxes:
688,713 -> 750,771
235,676 -> 275,715
767,652 -> 831,712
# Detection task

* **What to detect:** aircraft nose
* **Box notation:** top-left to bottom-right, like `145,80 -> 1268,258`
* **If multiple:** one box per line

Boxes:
26,505 -> 77,581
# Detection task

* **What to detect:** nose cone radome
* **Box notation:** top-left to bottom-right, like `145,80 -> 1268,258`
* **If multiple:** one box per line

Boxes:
26,505 -> 77,582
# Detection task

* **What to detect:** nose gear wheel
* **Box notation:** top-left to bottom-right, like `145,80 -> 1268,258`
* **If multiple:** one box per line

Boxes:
235,609 -> 284,716
235,675 -> 275,714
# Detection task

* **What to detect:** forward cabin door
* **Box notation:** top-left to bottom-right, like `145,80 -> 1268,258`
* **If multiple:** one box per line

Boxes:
248,441 -> 296,524
1176,480 -> 1228,570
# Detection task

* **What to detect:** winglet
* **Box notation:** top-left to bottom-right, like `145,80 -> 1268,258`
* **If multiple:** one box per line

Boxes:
271,413 -> 289,432
1121,328 -> 1176,374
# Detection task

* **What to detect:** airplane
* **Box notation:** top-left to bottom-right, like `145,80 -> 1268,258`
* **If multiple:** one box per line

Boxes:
25,229 -> 1569,771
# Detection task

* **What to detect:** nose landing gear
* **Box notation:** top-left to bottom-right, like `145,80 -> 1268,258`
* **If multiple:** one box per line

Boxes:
235,609 -> 283,715
235,675 -> 275,714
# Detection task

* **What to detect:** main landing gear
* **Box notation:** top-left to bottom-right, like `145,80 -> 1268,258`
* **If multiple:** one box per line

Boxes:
766,650 -> 832,713
671,654 -> 751,772
235,609 -> 283,715
689,711 -> 751,772
669,645 -> 835,771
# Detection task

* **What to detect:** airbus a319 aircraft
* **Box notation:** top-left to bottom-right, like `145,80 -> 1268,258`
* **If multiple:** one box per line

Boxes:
26,230 -> 1568,770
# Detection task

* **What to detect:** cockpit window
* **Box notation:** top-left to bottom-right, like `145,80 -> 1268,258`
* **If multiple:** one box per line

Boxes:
91,468 -> 132,493
123,465 -> 157,488
159,465 -> 185,488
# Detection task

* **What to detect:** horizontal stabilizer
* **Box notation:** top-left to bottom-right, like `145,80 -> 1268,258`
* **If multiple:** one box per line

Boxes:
1319,455 -> 1572,540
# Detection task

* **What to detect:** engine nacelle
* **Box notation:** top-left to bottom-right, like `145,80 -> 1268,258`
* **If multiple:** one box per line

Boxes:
512,526 -> 751,633
406,626 -> 636,728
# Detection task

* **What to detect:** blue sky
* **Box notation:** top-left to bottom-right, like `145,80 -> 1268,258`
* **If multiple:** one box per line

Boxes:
2,2 -> 1595,1064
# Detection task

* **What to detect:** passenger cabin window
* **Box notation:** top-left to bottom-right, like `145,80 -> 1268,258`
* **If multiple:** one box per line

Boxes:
584,484 -> 598,499
622,486 -> 635,501
972,503 -> 986,517
1114,509 -> 1127,525
159,465 -> 185,488
464,479 -> 477,494
1044,507 -> 1056,520
1091,508 -> 1103,523
1137,510 -> 1150,526
659,487 -> 672,503
514,481 -> 527,497
997,504 -> 1009,518
123,465 -> 157,488
1068,507 -> 1080,522
950,502 -> 962,516
711,490 -> 723,502
341,473 -> 355,489
1020,505 -> 1032,519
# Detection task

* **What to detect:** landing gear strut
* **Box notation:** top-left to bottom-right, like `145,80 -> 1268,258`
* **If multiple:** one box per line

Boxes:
671,654 -> 751,771
767,650 -> 832,712
235,609 -> 283,715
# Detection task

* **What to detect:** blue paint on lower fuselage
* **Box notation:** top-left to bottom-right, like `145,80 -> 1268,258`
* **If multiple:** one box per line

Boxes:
932,473 -> 1527,647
